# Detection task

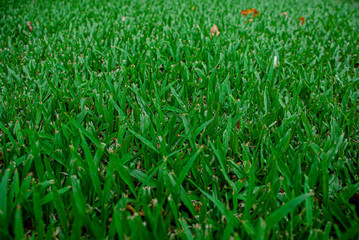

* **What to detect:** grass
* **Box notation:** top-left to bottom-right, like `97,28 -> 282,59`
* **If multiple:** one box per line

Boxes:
0,0 -> 359,239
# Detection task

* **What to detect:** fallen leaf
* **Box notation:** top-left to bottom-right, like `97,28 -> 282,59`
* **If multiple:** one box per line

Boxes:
299,16 -> 305,25
126,204 -> 136,215
210,24 -> 220,37
27,21 -> 33,32
236,120 -> 240,130
195,202 -> 202,212
252,8 -> 260,17
0,151 -> 3,168
240,8 -> 260,17
280,12 -> 288,18
240,9 -> 251,17
125,204 -> 145,216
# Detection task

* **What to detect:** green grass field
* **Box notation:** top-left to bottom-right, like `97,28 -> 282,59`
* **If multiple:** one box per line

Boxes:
1,0 -> 359,239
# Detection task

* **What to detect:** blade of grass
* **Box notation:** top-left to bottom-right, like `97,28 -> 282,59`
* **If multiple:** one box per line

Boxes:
266,193 -> 313,231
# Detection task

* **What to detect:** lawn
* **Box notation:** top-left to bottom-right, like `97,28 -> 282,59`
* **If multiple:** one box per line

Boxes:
1,0 -> 359,239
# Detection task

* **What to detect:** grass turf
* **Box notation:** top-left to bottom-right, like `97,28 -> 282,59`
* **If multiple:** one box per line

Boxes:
1,0 -> 359,239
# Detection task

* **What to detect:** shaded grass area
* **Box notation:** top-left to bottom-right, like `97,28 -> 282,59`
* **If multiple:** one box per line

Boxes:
1,0 -> 359,239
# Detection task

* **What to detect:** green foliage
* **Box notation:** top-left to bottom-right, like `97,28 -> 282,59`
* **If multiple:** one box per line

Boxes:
1,0 -> 359,239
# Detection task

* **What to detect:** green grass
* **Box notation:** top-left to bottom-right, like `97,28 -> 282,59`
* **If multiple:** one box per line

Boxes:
1,0 -> 359,239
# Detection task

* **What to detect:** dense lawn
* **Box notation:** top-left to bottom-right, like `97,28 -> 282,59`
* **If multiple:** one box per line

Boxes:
1,0 -> 359,239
